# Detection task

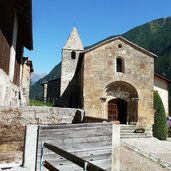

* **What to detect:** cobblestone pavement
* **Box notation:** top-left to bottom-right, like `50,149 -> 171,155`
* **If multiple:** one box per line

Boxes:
121,137 -> 171,170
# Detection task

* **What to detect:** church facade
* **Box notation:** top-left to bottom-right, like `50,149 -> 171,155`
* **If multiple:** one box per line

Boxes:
43,27 -> 170,127
81,37 -> 155,126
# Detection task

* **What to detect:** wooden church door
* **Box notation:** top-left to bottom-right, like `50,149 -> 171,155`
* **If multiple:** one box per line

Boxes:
108,103 -> 118,121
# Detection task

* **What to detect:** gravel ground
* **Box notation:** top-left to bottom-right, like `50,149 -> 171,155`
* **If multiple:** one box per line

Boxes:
120,145 -> 170,171
121,137 -> 171,171
122,138 -> 171,163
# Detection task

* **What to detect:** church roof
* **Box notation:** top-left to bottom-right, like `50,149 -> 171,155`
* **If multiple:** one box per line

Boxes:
63,27 -> 84,50
83,36 -> 157,58
154,73 -> 171,83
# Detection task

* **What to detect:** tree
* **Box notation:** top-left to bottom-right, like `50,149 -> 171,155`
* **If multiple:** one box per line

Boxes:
153,91 -> 168,140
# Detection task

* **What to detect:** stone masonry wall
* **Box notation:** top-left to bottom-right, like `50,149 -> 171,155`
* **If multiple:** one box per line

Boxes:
0,69 -> 20,106
0,67 -> 31,107
154,75 -> 169,115
61,49 -> 82,96
0,107 -> 83,147
21,60 -> 31,106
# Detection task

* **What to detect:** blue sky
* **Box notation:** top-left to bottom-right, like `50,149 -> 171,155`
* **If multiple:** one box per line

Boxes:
25,0 -> 171,74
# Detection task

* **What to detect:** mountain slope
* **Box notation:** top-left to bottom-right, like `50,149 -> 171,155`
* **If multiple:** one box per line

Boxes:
122,17 -> 171,79
30,62 -> 61,99
31,72 -> 47,85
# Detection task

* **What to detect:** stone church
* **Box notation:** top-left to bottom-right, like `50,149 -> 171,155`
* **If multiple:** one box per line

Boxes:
42,27 -> 170,127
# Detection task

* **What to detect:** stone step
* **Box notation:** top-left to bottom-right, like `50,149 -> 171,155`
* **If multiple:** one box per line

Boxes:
121,133 -> 151,138
120,125 -> 136,133
121,130 -> 137,134
120,125 -> 136,129
120,125 -> 152,138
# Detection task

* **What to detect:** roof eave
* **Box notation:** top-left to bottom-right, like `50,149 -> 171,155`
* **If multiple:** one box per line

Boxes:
16,0 -> 33,50
83,36 -> 157,58
154,73 -> 171,84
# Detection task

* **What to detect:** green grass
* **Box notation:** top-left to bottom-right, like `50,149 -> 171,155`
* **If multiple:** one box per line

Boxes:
29,99 -> 53,107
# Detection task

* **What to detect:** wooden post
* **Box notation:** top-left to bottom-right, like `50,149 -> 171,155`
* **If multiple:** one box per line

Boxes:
111,123 -> 120,171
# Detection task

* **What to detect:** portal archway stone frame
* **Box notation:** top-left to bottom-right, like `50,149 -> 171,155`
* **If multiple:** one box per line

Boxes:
101,81 -> 139,124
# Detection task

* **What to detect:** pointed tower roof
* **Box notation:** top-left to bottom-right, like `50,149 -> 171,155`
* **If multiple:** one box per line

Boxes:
63,27 -> 84,50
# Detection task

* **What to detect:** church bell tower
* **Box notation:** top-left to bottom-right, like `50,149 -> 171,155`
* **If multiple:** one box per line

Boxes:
60,27 -> 84,96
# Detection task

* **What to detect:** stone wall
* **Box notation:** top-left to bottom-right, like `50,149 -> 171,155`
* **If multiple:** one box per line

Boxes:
0,106 -> 83,145
154,75 -> 169,115
21,59 -> 32,106
0,65 -> 31,107
0,69 -> 20,106
61,49 -> 82,96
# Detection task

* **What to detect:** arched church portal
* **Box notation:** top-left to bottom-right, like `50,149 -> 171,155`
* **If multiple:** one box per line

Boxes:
104,81 -> 138,124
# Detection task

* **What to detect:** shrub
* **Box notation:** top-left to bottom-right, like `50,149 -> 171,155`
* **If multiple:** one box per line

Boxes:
29,99 -> 52,107
153,91 -> 168,140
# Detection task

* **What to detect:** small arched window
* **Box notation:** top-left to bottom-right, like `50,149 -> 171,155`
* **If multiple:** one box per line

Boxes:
71,51 -> 76,59
116,57 -> 124,73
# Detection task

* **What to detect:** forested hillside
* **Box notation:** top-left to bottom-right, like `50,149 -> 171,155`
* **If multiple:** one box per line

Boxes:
122,17 -> 171,113
29,62 -> 61,99
122,17 -> 171,79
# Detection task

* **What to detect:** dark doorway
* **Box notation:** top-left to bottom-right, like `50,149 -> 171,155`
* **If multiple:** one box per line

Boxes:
108,99 -> 127,124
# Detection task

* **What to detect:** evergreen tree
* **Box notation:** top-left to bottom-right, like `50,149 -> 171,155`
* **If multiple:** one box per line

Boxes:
153,91 -> 168,140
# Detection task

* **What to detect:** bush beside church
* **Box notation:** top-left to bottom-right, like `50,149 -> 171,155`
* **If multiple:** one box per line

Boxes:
153,91 -> 168,140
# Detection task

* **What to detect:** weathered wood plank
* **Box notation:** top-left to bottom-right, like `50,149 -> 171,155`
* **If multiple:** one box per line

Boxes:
39,122 -> 112,130
40,155 -> 111,168
40,158 -> 111,171
38,134 -> 112,145
44,143 -> 106,171
38,129 -> 112,142
37,147 -> 112,160
37,141 -> 112,153
37,147 -> 111,159
37,149 -> 111,166
39,126 -> 112,139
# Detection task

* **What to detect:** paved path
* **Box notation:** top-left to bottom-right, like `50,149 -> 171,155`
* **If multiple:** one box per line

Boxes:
120,145 -> 169,171
121,137 -> 171,170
